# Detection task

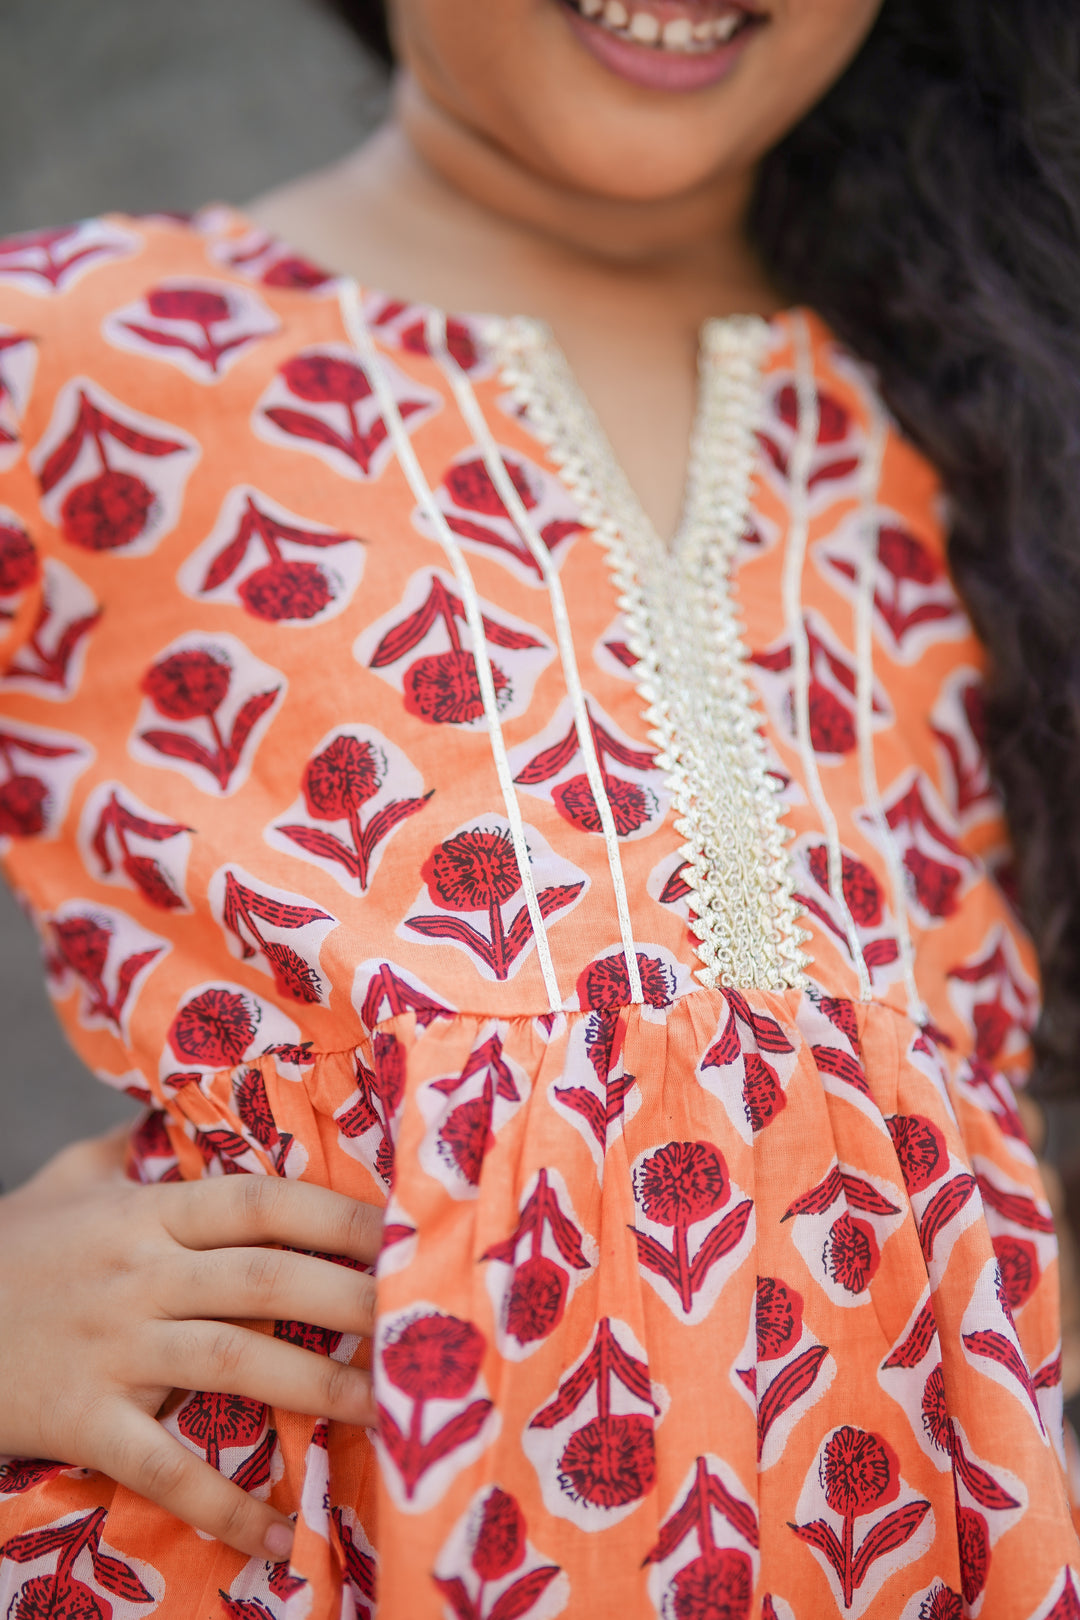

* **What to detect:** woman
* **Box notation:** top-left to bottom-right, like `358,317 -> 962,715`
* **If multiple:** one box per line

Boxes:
0,0 -> 1078,1612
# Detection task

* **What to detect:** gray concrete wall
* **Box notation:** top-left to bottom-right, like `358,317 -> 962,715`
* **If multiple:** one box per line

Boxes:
0,0 -> 386,1189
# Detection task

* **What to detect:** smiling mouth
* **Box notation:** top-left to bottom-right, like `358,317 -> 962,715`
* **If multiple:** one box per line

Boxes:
560,0 -> 763,54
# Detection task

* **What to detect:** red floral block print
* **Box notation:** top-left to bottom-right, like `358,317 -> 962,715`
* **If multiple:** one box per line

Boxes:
335,1044 -> 398,1186
757,1277 -> 805,1360
0,1460 -> 66,1501
173,1390 -> 275,1482
792,1426 -> 930,1611
272,726 -> 431,894
512,698 -> 662,839
780,1161 -> 904,1307
0,720 -> 90,842
43,902 -> 166,1040
0,219 -> 137,294
698,989 -> 797,1145
977,1163 -> 1055,1246
376,1307 -> 496,1512
750,612 -> 890,759
757,375 -> 862,499
81,784 -> 192,910
630,1140 -> 753,1320
417,1031 -> 528,1195
361,570 -> 551,728
525,1317 -> 659,1528
870,771 -> 974,925
365,292 -> 485,374
643,1456 -> 758,1620
164,980 -> 303,1078
209,219 -> 336,291
212,867 -> 335,1005
0,514 -> 39,608
127,1106 -> 182,1185
431,1485 -> 564,1620
354,957 -> 452,1032
104,278 -> 278,382
217,1552 -> 309,1620
256,341 -> 439,481
421,445 -> 585,586
0,1505 -> 161,1618
947,926 -> 1038,1068
963,1325 -> 1044,1428
930,670 -> 996,826
0,331 -> 37,472
792,837 -> 902,985
2,556 -> 101,698
949,1414 -> 1024,1520
329,1506 -> 377,1620
133,635 -> 284,796
179,485 -> 367,624
31,379 -> 197,556
407,818 -> 585,982
819,514 -> 965,663
547,951 -> 678,1163
482,1168 -> 595,1356
908,1582 -> 963,1620
1037,1569 -> 1080,1620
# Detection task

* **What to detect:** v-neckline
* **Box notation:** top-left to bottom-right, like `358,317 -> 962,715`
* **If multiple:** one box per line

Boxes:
485,310 -> 776,562
217,203 -> 788,557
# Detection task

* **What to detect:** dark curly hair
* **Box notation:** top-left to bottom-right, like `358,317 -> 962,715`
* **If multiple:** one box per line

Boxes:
329,1 -> 1080,1101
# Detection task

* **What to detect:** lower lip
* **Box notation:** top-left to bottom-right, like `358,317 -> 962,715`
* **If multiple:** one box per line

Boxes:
559,3 -> 760,93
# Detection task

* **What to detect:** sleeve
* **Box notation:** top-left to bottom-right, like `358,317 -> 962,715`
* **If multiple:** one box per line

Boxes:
0,352 -> 46,678
0,219 -> 159,1104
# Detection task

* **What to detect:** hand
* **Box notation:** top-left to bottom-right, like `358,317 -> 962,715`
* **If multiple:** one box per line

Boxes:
0,1128 -> 381,1561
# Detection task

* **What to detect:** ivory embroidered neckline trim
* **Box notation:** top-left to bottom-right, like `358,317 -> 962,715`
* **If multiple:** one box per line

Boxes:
491,313 -> 808,992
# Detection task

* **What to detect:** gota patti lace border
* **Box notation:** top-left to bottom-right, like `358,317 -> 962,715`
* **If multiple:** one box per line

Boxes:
492,313 -> 808,992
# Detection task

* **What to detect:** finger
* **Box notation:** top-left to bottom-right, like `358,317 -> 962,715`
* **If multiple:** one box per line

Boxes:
89,1401 -> 295,1561
166,1247 -> 376,1337
159,1176 -> 383,1265
150,1319 -> 376,1427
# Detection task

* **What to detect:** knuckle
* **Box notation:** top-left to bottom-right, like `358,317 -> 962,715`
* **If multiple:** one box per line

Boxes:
322,1357 -> 360,1414
340,1198 -> 378,1257
133,1442 -> 188,1503
243,1247 -> 285,1301
206,1325 -> 249,1381
216,1487 -> 258,1544
356,1274 -> 377,1330
239,1174 -> 273,1228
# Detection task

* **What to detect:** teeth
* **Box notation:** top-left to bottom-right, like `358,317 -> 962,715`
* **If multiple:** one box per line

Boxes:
577,1 -> 749,53
628,10 -> 660,41
661,16 -> 693,46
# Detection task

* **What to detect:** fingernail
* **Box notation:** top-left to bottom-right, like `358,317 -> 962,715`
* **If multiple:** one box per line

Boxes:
264,1523 -> 294,1561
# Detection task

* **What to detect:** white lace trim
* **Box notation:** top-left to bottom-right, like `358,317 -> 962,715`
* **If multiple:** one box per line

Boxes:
493,313 -> 807,991
425,311 -> 644,1004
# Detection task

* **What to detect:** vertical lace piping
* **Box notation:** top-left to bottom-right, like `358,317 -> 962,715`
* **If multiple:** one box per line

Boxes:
425,310 -> 644,1004
493,312 -> 808,991
340,284 -> 564,1013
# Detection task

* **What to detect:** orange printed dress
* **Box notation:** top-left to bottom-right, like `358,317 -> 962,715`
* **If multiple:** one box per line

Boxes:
0,209 -> 1077,1620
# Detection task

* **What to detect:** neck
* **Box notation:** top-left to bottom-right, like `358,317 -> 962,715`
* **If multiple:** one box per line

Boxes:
396,75 -> 759,272
327,75 -> 778,323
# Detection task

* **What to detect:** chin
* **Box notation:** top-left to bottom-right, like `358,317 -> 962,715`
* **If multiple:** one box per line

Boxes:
503,104 -> 758,208
468,1 -> 778,205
